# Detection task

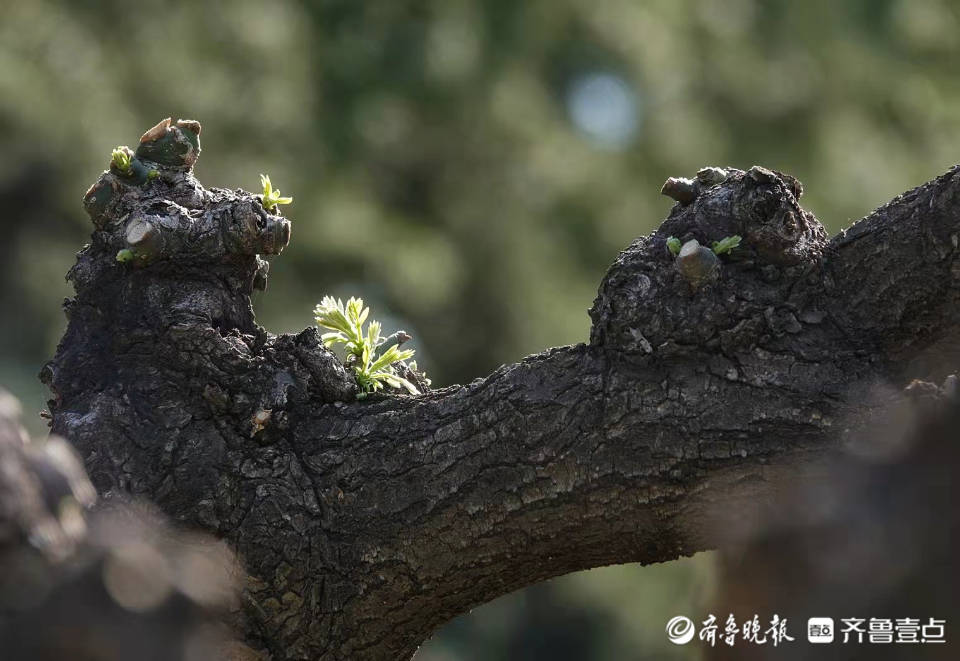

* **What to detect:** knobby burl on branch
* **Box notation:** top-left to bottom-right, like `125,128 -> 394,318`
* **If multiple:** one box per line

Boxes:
42,118 -> 960,659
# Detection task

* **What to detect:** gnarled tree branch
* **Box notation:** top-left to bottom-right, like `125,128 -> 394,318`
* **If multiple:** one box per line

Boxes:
44,122 -> 960,659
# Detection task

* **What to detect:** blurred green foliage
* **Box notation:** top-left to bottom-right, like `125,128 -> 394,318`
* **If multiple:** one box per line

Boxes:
1,0 -> 958,657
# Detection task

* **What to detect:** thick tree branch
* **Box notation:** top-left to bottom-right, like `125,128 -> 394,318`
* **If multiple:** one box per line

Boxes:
45,123 -> 960,659
828,166 -> 960,361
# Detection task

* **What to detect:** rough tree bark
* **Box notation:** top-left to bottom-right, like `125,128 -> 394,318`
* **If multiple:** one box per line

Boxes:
42,119 -> 960,659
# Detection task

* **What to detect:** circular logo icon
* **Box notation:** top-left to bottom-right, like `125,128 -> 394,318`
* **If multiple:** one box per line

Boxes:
666,616 -> 696,645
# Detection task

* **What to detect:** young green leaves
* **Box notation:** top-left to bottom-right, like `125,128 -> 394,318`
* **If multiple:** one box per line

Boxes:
259,174 -> 293,212
314,296 -> 419,398
666,236 -> 682,256
111,147 -> 134,176
711,235 -> 742,255
667,235 -> 741,257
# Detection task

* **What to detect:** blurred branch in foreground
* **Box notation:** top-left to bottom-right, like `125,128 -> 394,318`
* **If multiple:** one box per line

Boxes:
0,387 -> 255,661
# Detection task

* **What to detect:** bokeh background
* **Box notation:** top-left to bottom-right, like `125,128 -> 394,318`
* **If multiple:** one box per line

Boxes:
1,0 -> 958,658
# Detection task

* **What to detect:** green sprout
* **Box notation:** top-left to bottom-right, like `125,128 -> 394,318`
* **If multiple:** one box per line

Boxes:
111,147 -> 134,176
666,236 -> 682,256
407,360 -> 431,388
115,249 -> 135,263
711,235 -> 742,255
147,169 -> 160,180
259,174 -> 293,212
314,296 -> 419,398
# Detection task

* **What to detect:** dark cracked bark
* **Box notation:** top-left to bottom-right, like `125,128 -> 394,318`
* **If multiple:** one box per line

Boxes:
43,120 -> 960,659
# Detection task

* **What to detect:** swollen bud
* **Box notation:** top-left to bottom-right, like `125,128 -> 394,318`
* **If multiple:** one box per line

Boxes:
675,239 -> 720,291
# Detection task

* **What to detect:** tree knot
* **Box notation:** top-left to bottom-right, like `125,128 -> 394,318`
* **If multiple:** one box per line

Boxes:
590,166 -> 827,354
